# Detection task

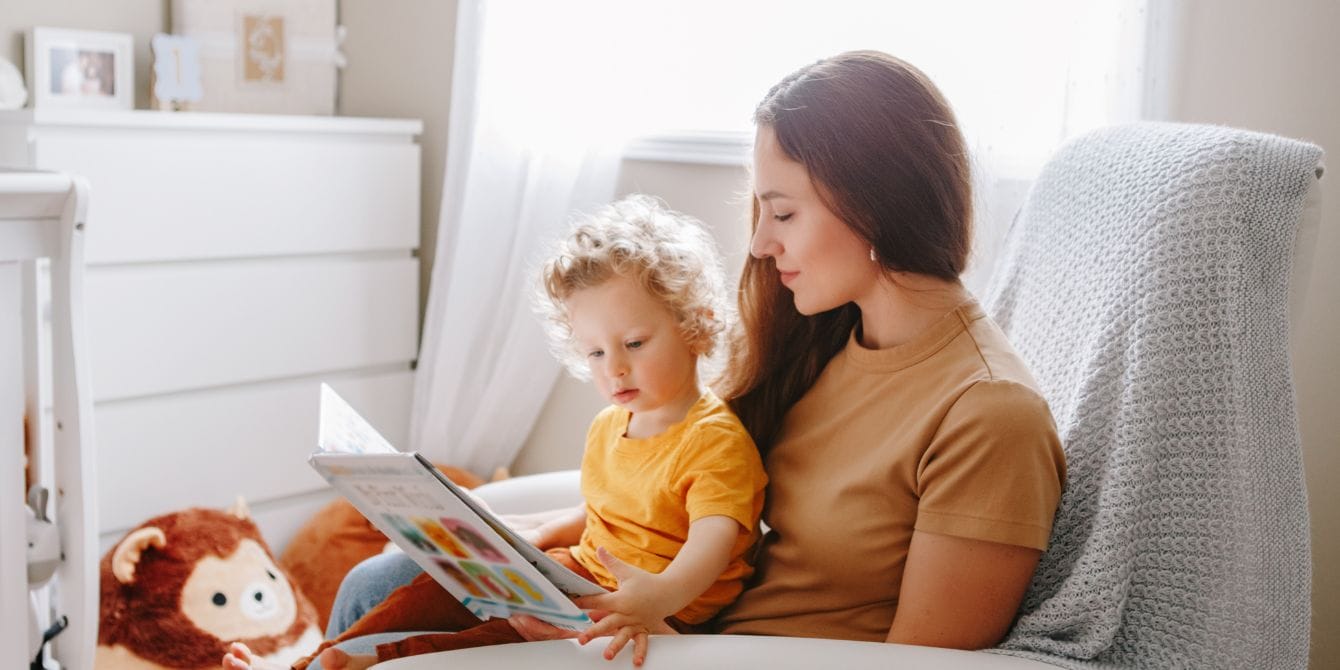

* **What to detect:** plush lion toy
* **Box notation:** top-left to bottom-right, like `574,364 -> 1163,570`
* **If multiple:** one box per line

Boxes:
96,501 -> 321,669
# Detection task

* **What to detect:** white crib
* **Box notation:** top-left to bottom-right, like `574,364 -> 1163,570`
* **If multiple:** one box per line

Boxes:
1,170 -> 97,670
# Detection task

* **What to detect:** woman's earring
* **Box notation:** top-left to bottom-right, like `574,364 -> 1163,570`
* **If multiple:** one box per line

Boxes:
869,246 -> 877,262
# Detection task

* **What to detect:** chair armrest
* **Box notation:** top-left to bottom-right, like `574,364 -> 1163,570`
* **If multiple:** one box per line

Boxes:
461,473 -> 1058,668
375,635 -> 1058,669
471,469 -> 582,514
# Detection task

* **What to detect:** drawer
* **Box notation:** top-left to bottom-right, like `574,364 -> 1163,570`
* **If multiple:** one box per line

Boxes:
32,129 -> 420,264
85,254 -> 419,401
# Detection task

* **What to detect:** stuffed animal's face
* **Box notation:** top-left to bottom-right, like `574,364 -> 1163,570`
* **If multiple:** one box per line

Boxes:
97,503 -> 320,669
180,538 -> 296,641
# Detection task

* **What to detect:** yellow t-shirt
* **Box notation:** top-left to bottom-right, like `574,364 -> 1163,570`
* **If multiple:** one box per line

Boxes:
716,300 -> 1066,640
573,391 -> 767,624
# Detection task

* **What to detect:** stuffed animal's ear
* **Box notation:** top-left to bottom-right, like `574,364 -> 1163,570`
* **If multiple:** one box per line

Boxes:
229,496 -> 250,520
111,527 -> 166,584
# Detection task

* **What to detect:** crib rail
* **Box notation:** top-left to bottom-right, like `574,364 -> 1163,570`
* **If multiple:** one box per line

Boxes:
1,170 -> 96,670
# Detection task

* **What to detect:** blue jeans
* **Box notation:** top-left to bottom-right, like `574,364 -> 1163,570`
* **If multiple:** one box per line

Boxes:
325,552 -> 426,637
312,551 -> 432,669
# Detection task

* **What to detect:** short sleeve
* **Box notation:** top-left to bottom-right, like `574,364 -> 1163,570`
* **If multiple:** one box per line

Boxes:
674,422 -> 768,531
915,379 -> 1066,551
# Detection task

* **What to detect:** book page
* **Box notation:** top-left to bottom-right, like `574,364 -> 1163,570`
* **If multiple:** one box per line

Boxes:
416,454 -> 606,597
316,383 -> 398,454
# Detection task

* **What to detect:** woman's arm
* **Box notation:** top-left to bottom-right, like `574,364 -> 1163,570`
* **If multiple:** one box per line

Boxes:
886,530 -> 1040,649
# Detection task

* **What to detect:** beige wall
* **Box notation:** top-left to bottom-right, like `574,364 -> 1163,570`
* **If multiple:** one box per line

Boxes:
337,0 -> 457,320
0,0 -> 165,110
1162,2 -> 1340,667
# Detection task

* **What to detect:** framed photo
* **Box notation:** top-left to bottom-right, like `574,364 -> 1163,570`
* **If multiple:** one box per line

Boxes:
26,27 -> 134,111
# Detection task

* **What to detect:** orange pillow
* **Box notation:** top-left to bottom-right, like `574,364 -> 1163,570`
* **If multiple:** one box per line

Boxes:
279,464 -> 489,630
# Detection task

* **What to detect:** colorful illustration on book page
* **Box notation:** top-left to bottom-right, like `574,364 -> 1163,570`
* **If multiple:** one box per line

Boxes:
441,518 -> 509,563
382,514 -> 440,555
434,559 -> 489,598
414,517 -> 471,558
459,560 -> 523,604
498,566 -> 559,608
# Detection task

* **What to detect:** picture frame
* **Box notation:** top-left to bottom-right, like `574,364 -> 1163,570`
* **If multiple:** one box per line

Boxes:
150,33 -> 204,111
171,0 -> 341,115
26,27 -> 134,111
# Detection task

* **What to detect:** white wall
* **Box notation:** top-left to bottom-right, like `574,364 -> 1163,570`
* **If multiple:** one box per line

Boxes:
1158,2 -> 1340,667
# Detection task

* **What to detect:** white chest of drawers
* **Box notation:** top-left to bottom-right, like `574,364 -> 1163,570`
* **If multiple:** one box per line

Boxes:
0,109 -> 423,549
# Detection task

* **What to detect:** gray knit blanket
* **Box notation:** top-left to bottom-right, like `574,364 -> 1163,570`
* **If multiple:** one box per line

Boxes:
982,123 -> 1321,669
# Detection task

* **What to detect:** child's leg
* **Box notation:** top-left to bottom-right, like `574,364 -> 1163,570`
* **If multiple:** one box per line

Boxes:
293,571 -> 482,669
306,548 -> 597,667
361,549 -> 596,664
544,547 -> 599,582
371,618 -> 525,661
325,552 -> 424,638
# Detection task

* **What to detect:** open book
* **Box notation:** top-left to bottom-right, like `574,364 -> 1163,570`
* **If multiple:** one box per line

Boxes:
308,384 -> 606,632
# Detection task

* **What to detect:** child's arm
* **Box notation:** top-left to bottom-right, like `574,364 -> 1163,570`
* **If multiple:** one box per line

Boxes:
501,504 -> 587,549
573,515 -> 739,665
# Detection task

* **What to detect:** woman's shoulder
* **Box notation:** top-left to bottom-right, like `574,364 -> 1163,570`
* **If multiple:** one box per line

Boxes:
954,309 -> 1047,396
924,309 -> 1058,438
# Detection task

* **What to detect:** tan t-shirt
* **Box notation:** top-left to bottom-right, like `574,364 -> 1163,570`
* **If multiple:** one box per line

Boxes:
715,300 -> 1065,640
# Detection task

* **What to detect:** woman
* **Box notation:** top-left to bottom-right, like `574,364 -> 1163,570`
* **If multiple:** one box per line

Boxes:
234,49 -> 1065,669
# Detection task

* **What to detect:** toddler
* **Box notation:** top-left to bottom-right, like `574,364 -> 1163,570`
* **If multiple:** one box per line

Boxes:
225,195 -> 765,669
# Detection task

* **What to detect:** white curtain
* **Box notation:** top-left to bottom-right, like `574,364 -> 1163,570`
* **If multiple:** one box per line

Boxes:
412,0 -> 1152,472
409,0 -> 630,473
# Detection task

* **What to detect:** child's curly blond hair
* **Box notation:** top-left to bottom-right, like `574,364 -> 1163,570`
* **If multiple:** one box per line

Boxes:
536,194 -> 730,380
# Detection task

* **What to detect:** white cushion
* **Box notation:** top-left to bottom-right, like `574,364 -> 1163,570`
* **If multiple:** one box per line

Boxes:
472,469 -> 582,514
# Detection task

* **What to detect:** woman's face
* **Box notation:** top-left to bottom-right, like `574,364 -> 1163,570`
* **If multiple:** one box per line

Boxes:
750,125 -> 881,315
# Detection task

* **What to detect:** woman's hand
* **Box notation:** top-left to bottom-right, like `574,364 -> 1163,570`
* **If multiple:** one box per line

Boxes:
507,614 -> 583,641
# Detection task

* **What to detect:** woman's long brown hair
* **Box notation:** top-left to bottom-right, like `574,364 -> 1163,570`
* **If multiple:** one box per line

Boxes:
716,51 -> 973,451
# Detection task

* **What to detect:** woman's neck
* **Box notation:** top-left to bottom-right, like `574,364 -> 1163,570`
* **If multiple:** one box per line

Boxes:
854,273 -> 971,350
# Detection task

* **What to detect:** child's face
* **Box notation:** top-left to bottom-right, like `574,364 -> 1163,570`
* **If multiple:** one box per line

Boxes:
565,274 -> 701,427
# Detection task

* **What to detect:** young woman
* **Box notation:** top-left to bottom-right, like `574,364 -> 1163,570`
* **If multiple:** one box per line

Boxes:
260,49 -> 1066,666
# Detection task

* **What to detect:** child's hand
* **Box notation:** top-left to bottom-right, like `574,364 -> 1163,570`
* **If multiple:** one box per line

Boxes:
573,547 -> 679,665
588,620 -> 650,666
